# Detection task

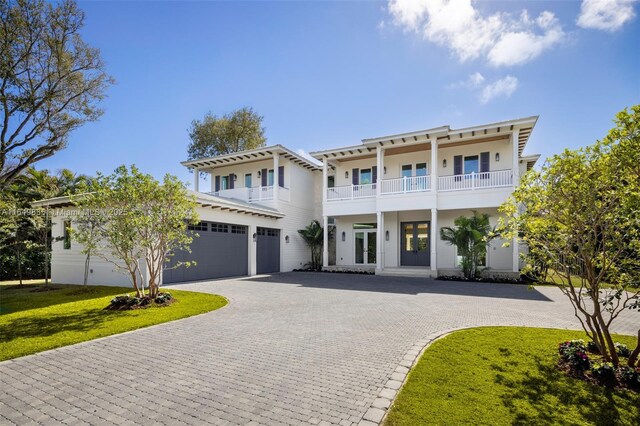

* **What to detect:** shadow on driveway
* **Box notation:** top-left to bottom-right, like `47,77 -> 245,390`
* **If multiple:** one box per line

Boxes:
237,272 -> 552,301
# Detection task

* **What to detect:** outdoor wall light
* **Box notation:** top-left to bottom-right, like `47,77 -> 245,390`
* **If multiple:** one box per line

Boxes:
442,159 -> 447,168
383,166 -> 387,175
341,231 -> 346,242
495,153 -> 500,162
345,171 -> 349,179
257,171 -> 261,177
252,233 -> 257,242
385,230 -> 389,241
285,235 -> 290,243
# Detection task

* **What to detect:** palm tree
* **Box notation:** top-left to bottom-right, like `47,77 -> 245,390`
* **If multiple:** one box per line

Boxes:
297,220 -> 324,270
440,211 -> 495,279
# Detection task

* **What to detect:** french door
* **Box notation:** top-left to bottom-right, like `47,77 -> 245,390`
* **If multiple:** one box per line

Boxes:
401,222 -> 430,266
355,230 -> 376,265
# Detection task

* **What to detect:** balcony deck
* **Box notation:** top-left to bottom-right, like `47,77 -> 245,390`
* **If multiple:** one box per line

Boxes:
326,169 -> 513,202
208,185 -> 290,204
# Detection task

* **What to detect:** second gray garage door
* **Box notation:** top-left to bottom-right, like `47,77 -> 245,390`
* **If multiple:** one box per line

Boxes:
256,227 -> 280,274
164,221 -> 248,284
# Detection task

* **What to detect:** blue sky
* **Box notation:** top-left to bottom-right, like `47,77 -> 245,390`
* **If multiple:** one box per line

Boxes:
38,0 -> 639,185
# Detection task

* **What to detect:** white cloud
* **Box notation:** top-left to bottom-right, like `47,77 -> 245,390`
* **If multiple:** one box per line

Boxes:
449,72 -> 519,103
387,0 -> 565,67
448,72 -> 485,89
480,75 -> 519,103
577,0 -> 636,31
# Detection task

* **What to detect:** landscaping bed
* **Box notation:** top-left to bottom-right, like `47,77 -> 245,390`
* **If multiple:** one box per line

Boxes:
0,282 -> 227,361
384,327 -> 639,426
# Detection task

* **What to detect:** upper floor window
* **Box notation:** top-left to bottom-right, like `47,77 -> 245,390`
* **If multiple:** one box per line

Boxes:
327,176 -> 335,188
416,163 -> 427,176
360,169 -> 372,185
221,175 -> 229,190
268,169 -> 274,186
63,220 -> 71,249
464,155 -> 479,174
401,165 -> 412,178
245,173 -> 252,188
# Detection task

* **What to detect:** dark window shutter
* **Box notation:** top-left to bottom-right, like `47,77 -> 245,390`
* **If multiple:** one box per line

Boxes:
261,168 -> 267,186
278,166 -> 284,187
453,156 -> 463,175
215,176 -> 220,192
228,174 -> 234,189
352,168 -> 359,185
372,166 -> 378,184
480,152 -> 490,173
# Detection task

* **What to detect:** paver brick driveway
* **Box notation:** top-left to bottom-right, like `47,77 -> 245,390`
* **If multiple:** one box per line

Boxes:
1,272 -> 637,425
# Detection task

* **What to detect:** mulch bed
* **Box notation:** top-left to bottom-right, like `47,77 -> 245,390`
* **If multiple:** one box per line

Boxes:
104,293 -> 175,311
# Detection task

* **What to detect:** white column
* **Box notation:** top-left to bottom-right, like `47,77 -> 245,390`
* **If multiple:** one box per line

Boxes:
430,139 -> 438,191
322,158 -> 328,203
376,146 -> 384,197
248,225 -> 257,276
210,170 -> 215,192
431,208 -> 438,273
376,211 -> 384,272
273,153 -> 280,202
511,129 -> 520,273
322,216 -> 329,269
193,167 -> 199,192
512,129 -> 520,187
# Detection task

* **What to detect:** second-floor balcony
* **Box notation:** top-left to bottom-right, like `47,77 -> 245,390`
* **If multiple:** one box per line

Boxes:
209,185 -> 290,204
325,170 -> 513,201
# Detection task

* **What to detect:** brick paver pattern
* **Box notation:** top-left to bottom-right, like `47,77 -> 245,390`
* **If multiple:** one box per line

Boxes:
0,272 -> 637,425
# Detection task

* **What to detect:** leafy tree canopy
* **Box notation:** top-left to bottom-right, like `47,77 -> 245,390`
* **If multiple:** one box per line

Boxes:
499,105 -> 640,368
187,107 -> 266,160
0,0 -> 114,188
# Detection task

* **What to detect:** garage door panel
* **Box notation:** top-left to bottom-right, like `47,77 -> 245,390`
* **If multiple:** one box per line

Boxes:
256,227 -> 280,274
164,222 -> 248,283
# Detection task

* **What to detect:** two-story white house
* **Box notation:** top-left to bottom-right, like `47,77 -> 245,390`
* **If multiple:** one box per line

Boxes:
311,116 -> 539,279
36,116 -> 538,286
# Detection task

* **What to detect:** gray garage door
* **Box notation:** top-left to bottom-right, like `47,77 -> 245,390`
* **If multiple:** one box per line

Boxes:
256,227 -> 280,274
164,221 -> 248,284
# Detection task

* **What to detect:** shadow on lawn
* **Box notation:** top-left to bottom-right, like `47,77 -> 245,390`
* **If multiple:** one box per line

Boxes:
497,355 -> 635,425
0,309 -> 119,343
0,285 -> 127,314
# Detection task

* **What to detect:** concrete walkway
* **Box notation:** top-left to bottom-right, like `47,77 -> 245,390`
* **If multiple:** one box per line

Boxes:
0,273 -> 636,425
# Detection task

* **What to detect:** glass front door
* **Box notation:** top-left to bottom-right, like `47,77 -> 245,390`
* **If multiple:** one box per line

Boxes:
355,230 -> 377,265
401,221 -> 430,266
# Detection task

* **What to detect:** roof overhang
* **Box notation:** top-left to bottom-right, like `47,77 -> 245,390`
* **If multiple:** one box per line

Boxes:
520,154 -> 542,171
181,145 -> 321,171
310,116 -> 538,162
31,191 -> 285,219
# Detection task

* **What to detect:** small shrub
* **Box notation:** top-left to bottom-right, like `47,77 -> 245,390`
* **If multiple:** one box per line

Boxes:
615,342 -> 631,358
559,340 -> 590,371
591,362 -> 616,385
155,292 -> 173,304
586,340 -> 600,354
619,367 -> 640,389
110,294 -> 133,307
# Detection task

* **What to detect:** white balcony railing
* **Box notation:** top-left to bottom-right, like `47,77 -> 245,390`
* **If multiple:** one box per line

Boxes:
210,185 -> 289,203
381,175 -> 431,195
326,183 -> 376,201
438,169 -> 513,192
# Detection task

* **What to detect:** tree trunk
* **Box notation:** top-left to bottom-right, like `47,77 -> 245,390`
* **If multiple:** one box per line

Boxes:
594,305 -> 620,366
627,329 -> 640,368
16,243 -> 22,285
83,252 -> 90,287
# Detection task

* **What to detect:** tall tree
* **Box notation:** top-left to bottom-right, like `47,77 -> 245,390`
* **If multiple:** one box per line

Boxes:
440,211 -> 495,280
187,107 -> 266,160
73,165 -> 199,297
499,105 -> 640,368
0,0 -> 114,188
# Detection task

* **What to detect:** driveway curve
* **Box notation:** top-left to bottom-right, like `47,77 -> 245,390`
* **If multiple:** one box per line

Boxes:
0,272 -> 636,426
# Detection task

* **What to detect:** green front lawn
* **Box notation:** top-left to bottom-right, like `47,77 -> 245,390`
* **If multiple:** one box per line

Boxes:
0,282 -> 227,361
385,327 -> 639,426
